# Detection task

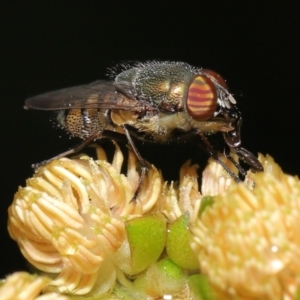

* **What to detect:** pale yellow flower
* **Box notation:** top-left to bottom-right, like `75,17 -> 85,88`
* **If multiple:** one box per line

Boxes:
8,145 -> 164,295
191,154 -> 300,300
12,144 -> 292,299
8,144 -> 200,298
159,160 -> 201,222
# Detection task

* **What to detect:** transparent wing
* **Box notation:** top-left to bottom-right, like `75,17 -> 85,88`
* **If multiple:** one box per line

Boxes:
25,80 -> 148,111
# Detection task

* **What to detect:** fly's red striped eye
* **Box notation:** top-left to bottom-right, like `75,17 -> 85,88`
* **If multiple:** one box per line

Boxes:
186,75 -> 217,120
202,69 -> 228,89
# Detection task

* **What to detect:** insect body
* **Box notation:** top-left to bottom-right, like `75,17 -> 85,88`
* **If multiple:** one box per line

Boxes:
25,61 -> 263,185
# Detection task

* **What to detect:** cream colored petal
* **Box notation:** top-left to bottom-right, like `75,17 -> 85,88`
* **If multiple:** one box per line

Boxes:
50,267 -> 98,295
95,160 -> 134,208
159,160 -> 201,222
178,161 -> 201,216
98,218 -> 126,252
36,293 -> 69,300
21,239 -> 61,265
110,142 -> 124,174
20,246 -> 63,273
93,144 -> 108,161
136,164 -> 162,213
126,148 -> 140,192
201,155 -> 236,196
84,259 -> 117,296
35,195 -> 84,228
0,272 -> 53,300
27,177 -> 63,201
160,182 -> 182,222
47,164 -> 90,213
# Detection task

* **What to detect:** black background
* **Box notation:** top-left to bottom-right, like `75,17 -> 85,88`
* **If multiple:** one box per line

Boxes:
1,1 -> 299,278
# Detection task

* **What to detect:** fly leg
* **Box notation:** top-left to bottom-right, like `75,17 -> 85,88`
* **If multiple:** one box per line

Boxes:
223,117 -> 263,173
197,131 -> 242,183
32,131 -> 103,169
223,148 -> 247,177
174,129 -> 242,182
122,125 -> 148,201
32,130 -> 129,169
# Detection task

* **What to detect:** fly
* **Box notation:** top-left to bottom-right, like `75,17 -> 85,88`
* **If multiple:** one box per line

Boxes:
25,61 -> 263,196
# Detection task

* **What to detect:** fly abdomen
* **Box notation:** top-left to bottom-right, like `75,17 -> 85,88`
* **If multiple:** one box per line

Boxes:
61,109 -> 103,139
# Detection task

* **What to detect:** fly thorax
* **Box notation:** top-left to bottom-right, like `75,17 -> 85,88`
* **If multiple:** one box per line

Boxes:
138,77 -> 187,110
133,63 -> 194,111
63,109 -> 102,139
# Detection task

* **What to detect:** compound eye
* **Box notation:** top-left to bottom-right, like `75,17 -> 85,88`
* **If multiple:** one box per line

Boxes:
186,75 -> 218,120
202,69 -> 228,89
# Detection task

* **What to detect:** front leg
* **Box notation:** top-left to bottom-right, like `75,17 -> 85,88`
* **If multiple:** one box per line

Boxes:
173,129 -> 243,182
223,117 -> 263,173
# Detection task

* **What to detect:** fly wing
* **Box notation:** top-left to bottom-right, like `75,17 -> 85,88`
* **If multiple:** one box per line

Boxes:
25,81 -> 148,112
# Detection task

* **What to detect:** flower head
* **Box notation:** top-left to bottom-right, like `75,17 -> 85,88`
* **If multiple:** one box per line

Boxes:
191,154 -> 300,300
8,144 -> 165,295
8,145 -> 200,298
11,144 -> 300,299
